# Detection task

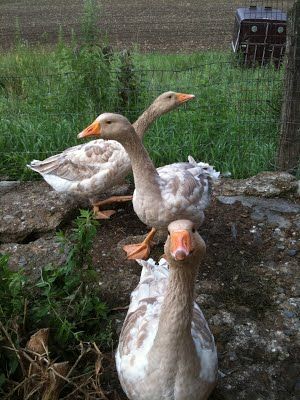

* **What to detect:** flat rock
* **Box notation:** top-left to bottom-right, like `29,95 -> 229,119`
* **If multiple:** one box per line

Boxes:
217,195 -> 300,229
215,171 -> 299,198
217,195 -> 300,214
0,234 -> 69,278
0,180 -> 21,194
0,181 -> 79,243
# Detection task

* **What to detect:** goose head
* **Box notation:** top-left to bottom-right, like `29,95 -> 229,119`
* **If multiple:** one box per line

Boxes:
164,219 -> 206,267
151,91 -> 195,114
78,112 -> 134,141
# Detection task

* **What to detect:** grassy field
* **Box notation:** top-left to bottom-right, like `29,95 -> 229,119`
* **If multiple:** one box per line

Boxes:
0,42 -> 283,180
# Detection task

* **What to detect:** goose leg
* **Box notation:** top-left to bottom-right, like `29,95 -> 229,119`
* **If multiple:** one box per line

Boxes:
123,228 -> 157,260
92,195 -> 133,220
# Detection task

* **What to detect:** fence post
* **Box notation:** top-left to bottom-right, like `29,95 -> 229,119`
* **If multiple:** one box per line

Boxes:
276,0 -> 300,173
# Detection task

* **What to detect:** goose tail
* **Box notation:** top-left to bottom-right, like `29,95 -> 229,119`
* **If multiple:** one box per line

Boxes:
188,156 -> 220,181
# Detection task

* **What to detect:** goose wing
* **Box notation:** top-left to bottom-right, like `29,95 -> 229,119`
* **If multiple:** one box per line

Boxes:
28,139 -> 125,181
117,258 -> 168,355
192,303 -> 218,382
28,139 -> 130,194
116,259 -> 169,396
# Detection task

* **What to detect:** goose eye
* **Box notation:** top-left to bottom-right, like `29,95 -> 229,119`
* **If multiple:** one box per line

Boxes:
167,230 -> 170,235
168,95 -> 172,99
192,228 -> 196,233
106,121 -> 112,125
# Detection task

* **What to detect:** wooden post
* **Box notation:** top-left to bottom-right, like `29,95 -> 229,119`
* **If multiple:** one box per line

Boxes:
277,0 -> 300,173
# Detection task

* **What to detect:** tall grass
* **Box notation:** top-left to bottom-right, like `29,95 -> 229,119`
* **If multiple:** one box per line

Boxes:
0,44 -> 283,179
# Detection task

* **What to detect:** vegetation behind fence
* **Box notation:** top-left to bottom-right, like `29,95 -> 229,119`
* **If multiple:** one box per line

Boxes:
0,46 -> 284,180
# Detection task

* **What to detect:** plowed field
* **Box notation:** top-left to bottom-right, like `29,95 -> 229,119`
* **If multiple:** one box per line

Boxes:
1,1 -> 290,52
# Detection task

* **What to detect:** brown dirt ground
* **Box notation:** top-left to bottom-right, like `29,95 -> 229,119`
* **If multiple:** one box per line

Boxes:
91,198 -> 271,313
0,1 -> 292,52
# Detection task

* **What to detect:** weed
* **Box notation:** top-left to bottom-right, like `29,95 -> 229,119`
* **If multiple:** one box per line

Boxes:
0,255 -> 26,393
0,254 -> 26,319
114,49 -> 146,121
0,211 -> 114,397
28,210 -> 108,345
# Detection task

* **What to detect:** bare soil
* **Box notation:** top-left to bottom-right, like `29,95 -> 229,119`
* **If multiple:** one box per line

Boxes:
0,1 -> 291,52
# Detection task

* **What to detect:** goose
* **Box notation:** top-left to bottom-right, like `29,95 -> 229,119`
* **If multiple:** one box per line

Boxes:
28,92 -> 194,219
78,113 -> 219,259
116,219 -> 218,400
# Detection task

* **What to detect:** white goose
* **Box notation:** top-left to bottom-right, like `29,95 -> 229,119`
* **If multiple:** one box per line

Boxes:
28,92 -> 194,219
78,113 -> 219,259
116,219 -> 218,400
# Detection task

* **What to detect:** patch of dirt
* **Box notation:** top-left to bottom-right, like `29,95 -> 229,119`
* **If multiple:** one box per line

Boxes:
0,1 -> 292,52
91,199 -> 271,314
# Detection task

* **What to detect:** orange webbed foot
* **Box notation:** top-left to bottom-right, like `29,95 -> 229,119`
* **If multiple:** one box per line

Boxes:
123,227 -> 157,260
93,208 -> 116,219
123,243 -> 151,260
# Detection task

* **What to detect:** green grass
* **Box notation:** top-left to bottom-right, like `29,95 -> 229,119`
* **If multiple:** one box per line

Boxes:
0,43 -> 283,179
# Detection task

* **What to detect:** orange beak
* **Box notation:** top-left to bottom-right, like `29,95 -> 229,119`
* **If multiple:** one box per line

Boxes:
78,120 -> 101,139
170,230 -> 192,261
176,93 -> 195,104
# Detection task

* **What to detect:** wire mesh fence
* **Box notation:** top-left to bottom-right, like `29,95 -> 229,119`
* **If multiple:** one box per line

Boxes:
0,61 -> 284,179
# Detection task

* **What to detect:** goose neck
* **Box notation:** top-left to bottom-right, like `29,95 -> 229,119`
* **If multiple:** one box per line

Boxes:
120,132 -> 160,191
152,261 -> 198,352
133,104 -> 159,139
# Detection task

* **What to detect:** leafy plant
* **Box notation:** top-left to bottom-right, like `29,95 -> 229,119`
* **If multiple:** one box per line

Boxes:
0,211 -> 113,397
114,49 -> 145,121
81,0 -> 102,46
27,210 -> 108,345
0,254 -> 26,321
0,255 -> 26,393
